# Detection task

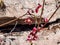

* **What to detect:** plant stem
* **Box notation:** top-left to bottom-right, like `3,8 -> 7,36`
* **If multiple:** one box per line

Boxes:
30,41 -> 33,45
37,6 -> 60,32
38,0 -> 45,27
0,13 -> 27,27
42,6 -> 60,28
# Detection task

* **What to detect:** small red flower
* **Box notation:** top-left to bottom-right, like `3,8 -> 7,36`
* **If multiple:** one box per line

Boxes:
32,27 -> 37,32
44,18 -> 48,22
30,31 -> 35,36
32,35 -> 38,40
27,35 -> 31,41
29,27 -> 37,36
35,3 -> 42,13
24,18 -> 32,25
27,35 -> 34,41
27,27 -> 38,41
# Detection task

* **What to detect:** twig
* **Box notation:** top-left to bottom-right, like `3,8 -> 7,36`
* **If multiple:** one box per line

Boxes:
55,0 -> 60,8
40,0 -> 45,16
0,13 -> 27,27
35,6 -> 60,37
41,6 -> 60,29
9,21 -> 18,34
38,0 -> 45,27
0,2 -> 59,27
0,8 -> 35,27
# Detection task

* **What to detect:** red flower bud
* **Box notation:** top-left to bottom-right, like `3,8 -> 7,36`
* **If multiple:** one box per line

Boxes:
27,36 -> 31,40
27,27 -> 38,41
32,35 -> 38,40
32,27 -> 37,31
44,18 -> 48,22
35,3 -> 42,13
30,31 -> 35,36
24,18 -> 32,25
27,34 -> 34,41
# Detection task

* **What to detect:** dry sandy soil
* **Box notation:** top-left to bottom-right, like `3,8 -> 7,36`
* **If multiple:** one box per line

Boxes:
0,0 -> 60,45
0,0 -> 60,22
0,23 -> 60,45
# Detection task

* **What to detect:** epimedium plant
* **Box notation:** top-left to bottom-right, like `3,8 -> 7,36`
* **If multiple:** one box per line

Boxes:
24,0 -> 46,45
24,3 -> 42,25
24,0 -> 60,45
0,0 -> 59,45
